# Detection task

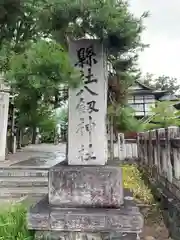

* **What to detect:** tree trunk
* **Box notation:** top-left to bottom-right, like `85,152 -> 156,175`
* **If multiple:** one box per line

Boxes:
17,128 -> 21,149
10,103 -> 16,153
32,126 -> 36,144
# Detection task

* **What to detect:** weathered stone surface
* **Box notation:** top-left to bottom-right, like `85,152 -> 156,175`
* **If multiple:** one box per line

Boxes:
0,168 -> 48,177
0,186 -> 48,197
102,232 -> 139,240
68,40 -> 107,166
28,196 -> 50,230
49,165 -> 123,208
50,207 -> 141,232
35,231 -> 139,240
28,193 -> 143,232
0,177 -> 48,187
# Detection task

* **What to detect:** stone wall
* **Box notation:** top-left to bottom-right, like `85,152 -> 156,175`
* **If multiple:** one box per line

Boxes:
137,126 -> 180,240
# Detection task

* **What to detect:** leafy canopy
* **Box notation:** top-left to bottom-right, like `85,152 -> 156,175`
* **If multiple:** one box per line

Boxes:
108,105 -> 144,133
0,0 -> 147,136
7,40 -> 80,92
142,73 -> 180,94
8,40 -> 80,128
144,100 -> 180,130
40,0 -> 146,52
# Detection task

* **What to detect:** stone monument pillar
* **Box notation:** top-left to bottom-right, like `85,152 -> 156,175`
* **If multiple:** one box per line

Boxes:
28,39 -> 143,240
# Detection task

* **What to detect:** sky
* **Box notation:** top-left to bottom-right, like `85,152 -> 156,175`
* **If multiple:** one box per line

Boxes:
129,0 -> 180,79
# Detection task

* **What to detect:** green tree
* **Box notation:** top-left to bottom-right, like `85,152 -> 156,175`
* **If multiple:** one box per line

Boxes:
7,40 -> 80,143
0,0 -> 53,145
8,40 -> 79,103
0,0 -> 21,44
142,73 -> 180,94
38,109 -> 57,143
144,101 -> 180,130
4,39 -> 80,144
37,0 -> 147,157
1,0 -> 147,147
0,0 -> 45,58
108,105 -> 144,133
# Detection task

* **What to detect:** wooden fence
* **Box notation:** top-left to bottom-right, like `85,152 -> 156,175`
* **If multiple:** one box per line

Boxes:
137,126 -> 180,202
138,126 -> 180,182
114,133 -> 138,160
137,126 -> 180,238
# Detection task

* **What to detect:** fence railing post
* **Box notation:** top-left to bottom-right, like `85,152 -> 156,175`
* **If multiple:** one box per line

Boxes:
169,126 -> 180,180
144,131 -> 148,165
160,128 -> 168,176
151,129 -> 158,166
148,130 -> 153,166
141,132 -> 145,165
118,133 -> 125,161
166,127 -> 172,183
137,132 -> 142,163
156,129 -> 162,174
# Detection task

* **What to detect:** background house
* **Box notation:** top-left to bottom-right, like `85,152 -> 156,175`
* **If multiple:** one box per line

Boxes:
128,81 -> 169,119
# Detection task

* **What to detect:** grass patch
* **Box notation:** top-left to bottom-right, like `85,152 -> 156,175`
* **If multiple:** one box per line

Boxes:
122,164 -> 154,205
0,203 -> 33,240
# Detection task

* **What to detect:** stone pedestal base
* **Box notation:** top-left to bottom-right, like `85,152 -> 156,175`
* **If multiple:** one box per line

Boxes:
49,163 -> 123,208
27,162 -> 143,239
35,231 -> 139,240
28,190 -> 143,233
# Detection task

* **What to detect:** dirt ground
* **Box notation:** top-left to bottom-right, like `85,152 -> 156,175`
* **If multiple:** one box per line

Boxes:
139,205 -> 172,240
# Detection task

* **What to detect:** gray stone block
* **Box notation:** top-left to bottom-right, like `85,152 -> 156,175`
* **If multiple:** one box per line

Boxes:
49,165 -> 123,208
28,196 -> 50,230
0,177 -> 48,187
50,208 -> 141,232
0,187 -> 47,197
28,194 -> 143,232
35,231 -> 139,240
0,168 -> 48,177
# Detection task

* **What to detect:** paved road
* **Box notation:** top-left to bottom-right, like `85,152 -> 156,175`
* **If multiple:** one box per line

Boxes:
0,143 -> 66,167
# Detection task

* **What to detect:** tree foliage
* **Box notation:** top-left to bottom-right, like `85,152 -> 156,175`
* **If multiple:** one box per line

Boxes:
0,0 -> 21,44
108,105 -> 144,133
40,0 -> 147,51
144,101 -> 180,130
0,0 -> 148,141
142,73 -> 180,94
0,0 -> 46,53
38,109 -> 57,143
8,40 -> 80,102
7,40 -> 80,129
